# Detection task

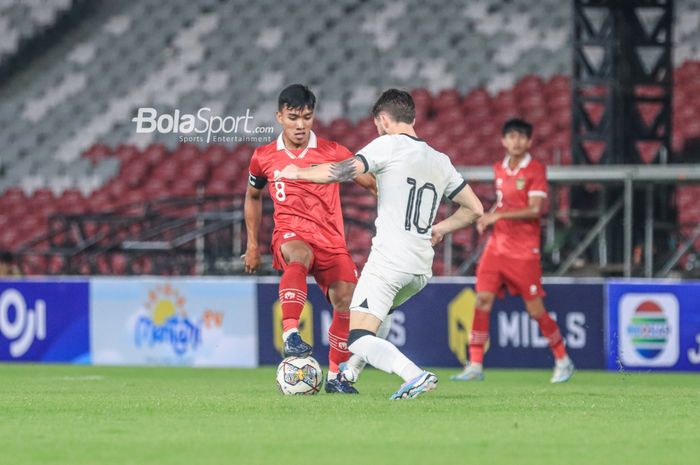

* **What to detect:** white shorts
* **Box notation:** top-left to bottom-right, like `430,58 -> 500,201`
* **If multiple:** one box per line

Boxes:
349,260 -> 431,322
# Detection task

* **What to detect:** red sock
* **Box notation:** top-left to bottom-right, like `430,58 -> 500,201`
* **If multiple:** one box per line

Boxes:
468,307 -> 490,365
328,310 -> 350,374
535,310 -> 567,360
279,262 -> 308,333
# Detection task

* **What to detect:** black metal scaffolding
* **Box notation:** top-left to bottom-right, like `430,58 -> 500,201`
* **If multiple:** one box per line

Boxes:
572,0 -> 673,165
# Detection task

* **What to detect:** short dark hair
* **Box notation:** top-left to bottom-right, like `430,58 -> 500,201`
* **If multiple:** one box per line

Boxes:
278,84 -> 316,112
502,118 -> 533,137
371,89 -> 415,124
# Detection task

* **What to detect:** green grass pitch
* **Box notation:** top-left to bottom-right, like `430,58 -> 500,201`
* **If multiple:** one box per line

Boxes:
1,364 -> 698,465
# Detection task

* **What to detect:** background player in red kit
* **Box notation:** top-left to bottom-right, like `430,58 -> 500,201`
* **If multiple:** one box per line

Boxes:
452,118 -> 575,384
244,84 -> 376,393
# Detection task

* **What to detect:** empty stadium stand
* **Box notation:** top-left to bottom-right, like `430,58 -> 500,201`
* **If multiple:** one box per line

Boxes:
2,0 -> 700,275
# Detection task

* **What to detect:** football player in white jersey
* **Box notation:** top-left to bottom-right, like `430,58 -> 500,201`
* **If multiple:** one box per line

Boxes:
277,89 -> 483,399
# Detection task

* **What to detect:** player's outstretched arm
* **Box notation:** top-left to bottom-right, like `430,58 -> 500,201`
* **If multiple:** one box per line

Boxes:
431,185 -> 484,246
275,157 -> 367,184
243,184 -> 263,273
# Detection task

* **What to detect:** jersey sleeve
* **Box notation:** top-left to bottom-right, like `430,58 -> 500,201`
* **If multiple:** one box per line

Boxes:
528,163 -> 548,198
248,150 -> 267,189
444,160 -> 468,200
355,135 -> 394,174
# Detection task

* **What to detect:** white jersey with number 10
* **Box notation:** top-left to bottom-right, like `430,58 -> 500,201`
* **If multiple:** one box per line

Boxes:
356,133 -> 468,275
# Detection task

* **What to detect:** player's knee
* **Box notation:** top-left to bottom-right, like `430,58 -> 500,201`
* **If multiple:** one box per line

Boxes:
329,281 -> 355,311
525,300 -> 545,319
287,248 -> 313,268
476,294 -> 494,311
333,292 -> 353,312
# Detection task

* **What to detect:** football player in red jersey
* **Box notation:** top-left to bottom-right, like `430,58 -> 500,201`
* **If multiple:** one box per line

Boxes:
452,118 -> 575,383
244,84 -> 376,393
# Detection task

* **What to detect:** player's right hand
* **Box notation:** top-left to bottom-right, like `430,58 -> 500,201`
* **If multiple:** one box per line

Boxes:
243,247 -> 261,274
477,213 -> 496,234
275,164 -> 300,181
431,226 -> 445,246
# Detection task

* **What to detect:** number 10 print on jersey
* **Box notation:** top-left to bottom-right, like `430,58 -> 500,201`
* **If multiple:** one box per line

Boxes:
404,178 -> 437,234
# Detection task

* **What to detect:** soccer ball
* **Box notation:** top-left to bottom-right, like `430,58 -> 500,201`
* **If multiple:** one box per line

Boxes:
276,356 -> 323,395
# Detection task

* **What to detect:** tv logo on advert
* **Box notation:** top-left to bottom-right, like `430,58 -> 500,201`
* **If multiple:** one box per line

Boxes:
134,284 -> 223,357
0,289 -> 46,358
619,293 -> 679,367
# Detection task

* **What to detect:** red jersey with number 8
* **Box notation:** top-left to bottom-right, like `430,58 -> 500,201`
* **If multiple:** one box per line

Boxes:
248,131 -> 351,252
486,154 -> 547,260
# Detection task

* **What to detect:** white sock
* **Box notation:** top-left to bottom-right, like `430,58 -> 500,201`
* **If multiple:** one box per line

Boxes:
469,362 -> 483,371
348,335 -> 422,382
341,356 -> 364,383
327,371 -> 338,381
344,315 -> 393,382
555,355 -> 571,368
398,363 -> 423,382
282,328 -> 298,342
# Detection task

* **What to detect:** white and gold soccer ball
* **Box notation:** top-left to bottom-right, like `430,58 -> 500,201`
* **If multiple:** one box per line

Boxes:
276,356 -> 323,395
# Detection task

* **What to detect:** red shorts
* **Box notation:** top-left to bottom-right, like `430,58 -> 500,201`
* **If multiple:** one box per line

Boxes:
271,230 -> 358,298
476,248 -> 545,301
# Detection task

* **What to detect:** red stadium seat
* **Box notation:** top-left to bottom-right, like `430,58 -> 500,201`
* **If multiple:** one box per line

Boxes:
411,88 -> 431,106
31,188 -> 54,206
120,189 -> 146,206
150,158 -> 181,181
462,88 -> 491,111
329,119 -> 353,140
493,90 -> 519,114
519,93 -> 547,111
174,143 -> 201,161
171,179 -> 196,196
143,179 -> 170,200
143,144 -> 168,165
433,89 -> 462,112
206,179 -> 233,195
204,144 -> 229,164
187,160 -> 210,184
115,144 -> 141,162
515,75 -> 545,94
83,144 -> 112,163
415,120 -> 441,140
88,191 -> 114,212
48,256 -> 64,274
105,179 -> 130,200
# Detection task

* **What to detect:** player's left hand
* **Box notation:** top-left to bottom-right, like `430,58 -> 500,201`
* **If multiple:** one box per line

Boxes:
431,225 -> 445,246
477,213 -> 499,233
275,165 -> 300,181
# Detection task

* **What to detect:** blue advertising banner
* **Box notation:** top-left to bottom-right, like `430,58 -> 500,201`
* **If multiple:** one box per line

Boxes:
607,281 -> 700,372
0,280 -> 90,363
91,278 -> 258,367
258,280 -> 605,369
